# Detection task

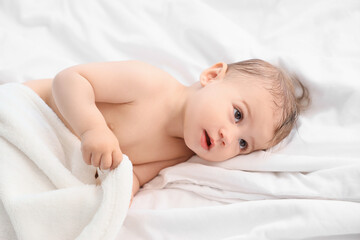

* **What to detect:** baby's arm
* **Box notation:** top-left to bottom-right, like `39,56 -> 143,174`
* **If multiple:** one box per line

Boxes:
52,61 -> 162,169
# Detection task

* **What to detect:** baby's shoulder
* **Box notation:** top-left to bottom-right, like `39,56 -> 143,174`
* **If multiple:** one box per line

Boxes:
132,61 -> 181,95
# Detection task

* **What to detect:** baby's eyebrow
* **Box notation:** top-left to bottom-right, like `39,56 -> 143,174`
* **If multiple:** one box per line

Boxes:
242,100 -> 251,119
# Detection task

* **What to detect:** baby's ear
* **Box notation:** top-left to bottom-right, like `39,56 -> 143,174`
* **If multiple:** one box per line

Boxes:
200,62 -> 228,86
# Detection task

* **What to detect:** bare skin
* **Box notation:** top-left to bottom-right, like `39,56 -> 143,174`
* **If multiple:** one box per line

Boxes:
23,60 -> 279,199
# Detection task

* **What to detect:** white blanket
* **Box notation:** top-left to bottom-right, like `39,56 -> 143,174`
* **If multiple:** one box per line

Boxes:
0,83 -> 133,240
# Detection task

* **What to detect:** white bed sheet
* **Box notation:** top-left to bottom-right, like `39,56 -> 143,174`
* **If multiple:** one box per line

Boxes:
1,0 -> 360,239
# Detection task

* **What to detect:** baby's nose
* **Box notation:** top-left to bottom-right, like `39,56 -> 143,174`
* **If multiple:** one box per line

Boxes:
218,128 -> 234,146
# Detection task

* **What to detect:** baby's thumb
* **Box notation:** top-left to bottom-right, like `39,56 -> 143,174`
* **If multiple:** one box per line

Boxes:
111,149 -> 123,169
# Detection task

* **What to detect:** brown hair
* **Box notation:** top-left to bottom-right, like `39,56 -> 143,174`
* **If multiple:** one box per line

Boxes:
226,59 -> 310,148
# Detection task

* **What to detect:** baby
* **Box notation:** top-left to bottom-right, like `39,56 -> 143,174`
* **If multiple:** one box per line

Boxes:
23,59 -> 309,198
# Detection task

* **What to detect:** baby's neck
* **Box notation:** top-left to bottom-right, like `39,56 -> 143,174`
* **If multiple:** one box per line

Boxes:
164,82 -> 198,139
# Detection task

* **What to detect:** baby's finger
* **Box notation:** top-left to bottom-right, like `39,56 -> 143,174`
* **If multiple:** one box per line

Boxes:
100,153 -> 112,170
91,153 -> 101,167
82,150 -> 92,165
110,150 -> 123,170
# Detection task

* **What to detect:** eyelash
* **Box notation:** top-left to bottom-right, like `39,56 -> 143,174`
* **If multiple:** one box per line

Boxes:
233,107 -> 243,123
233,107 -> 248,150
239,139 -> 248,150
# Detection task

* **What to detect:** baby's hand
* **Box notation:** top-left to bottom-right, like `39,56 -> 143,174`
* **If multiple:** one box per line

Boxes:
80,127 -> 123,170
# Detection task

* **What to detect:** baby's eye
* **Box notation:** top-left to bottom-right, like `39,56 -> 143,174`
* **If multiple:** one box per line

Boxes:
234,108 -> 243,123
239,139 -> 248,150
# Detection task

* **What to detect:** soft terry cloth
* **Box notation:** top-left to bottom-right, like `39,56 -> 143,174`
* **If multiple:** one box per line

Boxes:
0,83 -> 133,240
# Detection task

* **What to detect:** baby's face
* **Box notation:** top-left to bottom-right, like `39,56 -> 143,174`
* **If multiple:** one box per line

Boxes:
184,76 -> 280,162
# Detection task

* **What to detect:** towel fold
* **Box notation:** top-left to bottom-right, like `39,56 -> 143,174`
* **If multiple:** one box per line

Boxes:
0,83 -> 132,240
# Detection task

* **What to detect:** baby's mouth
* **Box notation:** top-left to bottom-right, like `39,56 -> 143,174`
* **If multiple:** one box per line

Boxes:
205,130 -> 213,149
201,130 -> 214,151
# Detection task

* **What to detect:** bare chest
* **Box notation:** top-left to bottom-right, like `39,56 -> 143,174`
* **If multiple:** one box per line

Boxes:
95,101 -> 192,165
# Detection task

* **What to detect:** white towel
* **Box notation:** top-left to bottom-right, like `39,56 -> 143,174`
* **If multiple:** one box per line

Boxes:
0,83 -> 133,240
